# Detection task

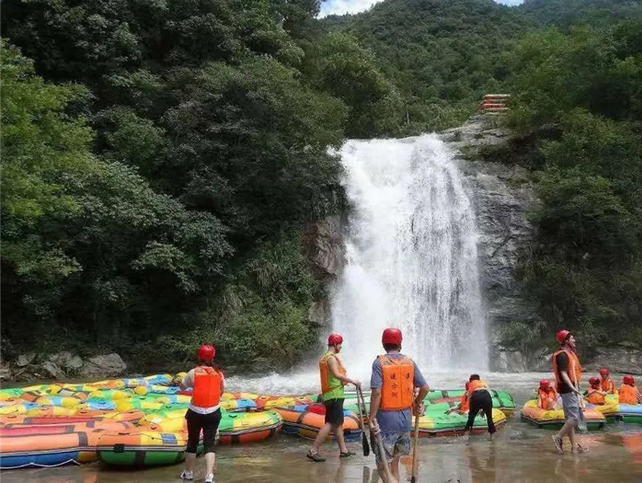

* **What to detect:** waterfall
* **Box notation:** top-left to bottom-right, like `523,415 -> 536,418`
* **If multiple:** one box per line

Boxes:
331,134 -> 488,372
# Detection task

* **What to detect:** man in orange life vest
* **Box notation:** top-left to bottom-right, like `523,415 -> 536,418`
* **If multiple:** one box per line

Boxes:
179,344 -> 224,483
551,330 -> 587,454
599,368 -> 617,394
619,375 -> 642,405
306,333 -> 360,462
369,328 -> 429,483
463,374 -> 496,435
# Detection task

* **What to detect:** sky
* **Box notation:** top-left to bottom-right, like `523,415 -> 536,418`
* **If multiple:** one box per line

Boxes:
320,0 -> 524,17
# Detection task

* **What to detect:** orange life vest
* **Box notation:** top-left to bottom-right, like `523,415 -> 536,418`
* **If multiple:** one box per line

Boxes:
459,393 -> 470,412
587,389 -> 605,405
619,384 -> 639,405
601,377 -> 616,394
379,355 -> 415,411
552,349 -> 582,388
468,380 -> 489,393
538,388 -> 558,410
319,353 -> 346,394
191,366 -> 222,409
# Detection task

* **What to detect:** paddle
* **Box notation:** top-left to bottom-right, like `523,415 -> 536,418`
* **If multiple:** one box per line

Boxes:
356,387 -> 370,456
359,387 -> 393,483
410,411 -> 420,483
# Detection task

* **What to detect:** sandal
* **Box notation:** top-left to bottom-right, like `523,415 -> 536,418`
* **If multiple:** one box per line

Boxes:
552,435 -> 563,454
306,450 -> 326,462
340,451 -> 356,458
573,445 -> 589,454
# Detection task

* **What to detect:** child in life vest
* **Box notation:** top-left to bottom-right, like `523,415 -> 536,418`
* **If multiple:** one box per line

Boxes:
446,381 -> 470,414
584,377 -> 607,405
537,379 -> 558,410
599,368 -> 616,394
619,375 -> 642,405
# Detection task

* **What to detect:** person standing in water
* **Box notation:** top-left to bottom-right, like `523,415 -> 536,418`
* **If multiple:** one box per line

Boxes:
463,374 -> 496,436
551,330 -> 587,454
369,328 -> 429,483
179,344 -> 224,483
307,333 -> 360,462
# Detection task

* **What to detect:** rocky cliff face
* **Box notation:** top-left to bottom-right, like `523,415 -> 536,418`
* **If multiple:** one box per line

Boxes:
302,214 -> 345,330
443,116 -> 540,371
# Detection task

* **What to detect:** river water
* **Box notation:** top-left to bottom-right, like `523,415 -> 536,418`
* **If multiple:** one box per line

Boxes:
4,371 -> 642,483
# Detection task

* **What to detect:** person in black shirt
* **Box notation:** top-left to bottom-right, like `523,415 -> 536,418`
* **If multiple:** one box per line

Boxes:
551,330 -> 587,454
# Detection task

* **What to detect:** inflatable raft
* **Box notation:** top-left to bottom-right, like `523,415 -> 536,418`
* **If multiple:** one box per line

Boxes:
618,404 -> 642,424
520,399 -> 606,429
275,404 -> 361,441
418,407 -> 507,437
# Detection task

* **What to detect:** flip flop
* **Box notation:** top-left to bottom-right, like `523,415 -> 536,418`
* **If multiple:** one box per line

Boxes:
552,435 -> 564,454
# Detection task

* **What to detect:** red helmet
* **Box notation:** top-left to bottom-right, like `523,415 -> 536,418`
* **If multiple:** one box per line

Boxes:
556,330 -> 571,345
589,376 -> 600,387
623,375 -> 635,386
600,368 -> 609,377
539,379 -> 550,389
382,328 -> 403,345
197,344 -> 215,362
327,333 -> 343,346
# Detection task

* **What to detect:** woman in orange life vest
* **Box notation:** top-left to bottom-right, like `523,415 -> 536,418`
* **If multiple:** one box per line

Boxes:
463,374 -> 496,435
584,377 -> 607,405
179,344 -> 224,483
599,368 -> 616,394
538,379 -> 558,410
551,330 -> 587,455
368,328 -> 429,483
306,333 -> 360,463
619,375 -> 642,405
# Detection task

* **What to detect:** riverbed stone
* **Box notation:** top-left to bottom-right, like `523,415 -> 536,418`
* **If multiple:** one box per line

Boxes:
80,353 -> 127,377
48,351 -> 83,370
41,361 -> 64,379
17,352 -> 36,367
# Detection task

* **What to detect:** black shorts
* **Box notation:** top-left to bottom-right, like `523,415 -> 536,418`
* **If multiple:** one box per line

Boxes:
185,408 -> 221,454
324,398 -> 345,425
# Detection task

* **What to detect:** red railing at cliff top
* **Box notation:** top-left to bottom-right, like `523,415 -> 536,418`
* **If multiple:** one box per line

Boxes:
479,94 -> 510,112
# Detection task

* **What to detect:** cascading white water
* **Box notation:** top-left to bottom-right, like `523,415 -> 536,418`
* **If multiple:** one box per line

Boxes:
331,134 -> 488,372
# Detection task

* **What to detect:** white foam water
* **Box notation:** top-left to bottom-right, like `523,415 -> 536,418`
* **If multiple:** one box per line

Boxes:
331,134 -> 488,373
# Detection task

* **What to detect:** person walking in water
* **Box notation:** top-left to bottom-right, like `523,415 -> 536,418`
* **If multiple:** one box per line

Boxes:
179,345 -> 224,483
551,330 -> 587,454
369,328 -> 429,483
463,374 -> 496,436
307,333 -> 360,462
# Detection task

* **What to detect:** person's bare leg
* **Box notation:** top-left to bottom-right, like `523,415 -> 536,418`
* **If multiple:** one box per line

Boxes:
568,427 -> 577,450
390,455 -> 401,482
205,452 -> 215,476
311,423 -> 333,453
334,424 -> 348,453
185,453 -> 196,473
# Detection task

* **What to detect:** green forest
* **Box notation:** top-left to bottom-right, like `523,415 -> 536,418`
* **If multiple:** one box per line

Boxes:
2,0 -> 642,371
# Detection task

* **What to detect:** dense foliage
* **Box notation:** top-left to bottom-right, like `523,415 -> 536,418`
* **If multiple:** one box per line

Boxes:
2,0 -> 642,370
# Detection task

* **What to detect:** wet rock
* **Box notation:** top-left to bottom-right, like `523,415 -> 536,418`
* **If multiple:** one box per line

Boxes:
17,352 -> 36,367
307,299 -> 331,328
0,362 -> 12,381
303,215 -> 345,282
48,351 -> 83,370
584,345 -> 642,375
80,353 -> 127,378
41,361 -> 64,379
493,349 -> 529,373
446,117 -> 539,368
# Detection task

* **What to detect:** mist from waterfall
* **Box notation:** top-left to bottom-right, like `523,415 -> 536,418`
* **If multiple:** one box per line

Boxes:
331,134 -> 488,372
